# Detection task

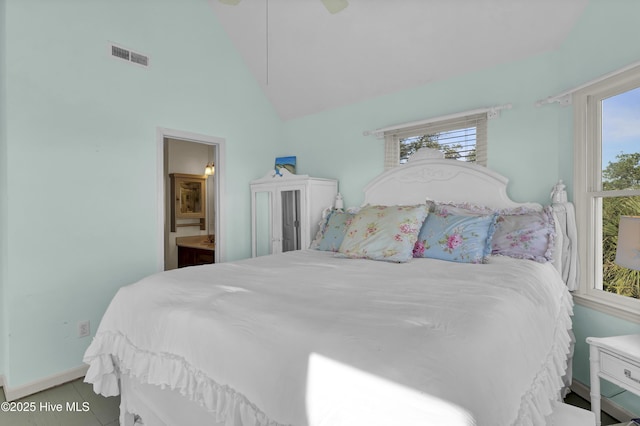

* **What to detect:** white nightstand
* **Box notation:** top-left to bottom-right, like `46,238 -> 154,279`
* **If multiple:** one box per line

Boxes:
586,334 -> 640,426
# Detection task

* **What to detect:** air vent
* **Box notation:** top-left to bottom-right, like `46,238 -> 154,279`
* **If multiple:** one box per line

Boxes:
109,43 -> 149,68
130,51 -> 149,67
111,45 -> 130,61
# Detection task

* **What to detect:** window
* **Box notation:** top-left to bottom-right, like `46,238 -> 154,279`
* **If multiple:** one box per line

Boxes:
384,112 -> 487,169
573,64 -> 640,320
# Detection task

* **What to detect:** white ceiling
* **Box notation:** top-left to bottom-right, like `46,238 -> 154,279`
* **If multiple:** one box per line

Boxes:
209,0 -> 589,120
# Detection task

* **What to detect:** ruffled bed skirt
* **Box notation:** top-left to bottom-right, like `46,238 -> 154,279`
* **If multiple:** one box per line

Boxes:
514,289 -> 574,425
84,288 -> 573,426
84,333 -> 287,426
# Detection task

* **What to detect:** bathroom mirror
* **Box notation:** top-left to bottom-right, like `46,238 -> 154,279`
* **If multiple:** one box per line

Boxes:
170,173 -> 207,231
179,181 -> 203,215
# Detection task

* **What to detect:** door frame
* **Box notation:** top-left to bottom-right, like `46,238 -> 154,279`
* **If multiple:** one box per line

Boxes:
156,127 -> 226,270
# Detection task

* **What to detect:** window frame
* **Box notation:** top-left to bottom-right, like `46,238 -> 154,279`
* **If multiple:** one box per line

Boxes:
383,112 -> 488,169
573,64 -> 640,323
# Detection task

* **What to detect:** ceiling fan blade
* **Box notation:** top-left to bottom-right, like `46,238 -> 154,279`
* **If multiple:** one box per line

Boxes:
321,0 -> 348,14
218,0 -> 241,5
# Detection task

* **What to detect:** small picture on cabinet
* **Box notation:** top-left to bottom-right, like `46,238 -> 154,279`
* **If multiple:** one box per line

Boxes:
275,156 -> 296,175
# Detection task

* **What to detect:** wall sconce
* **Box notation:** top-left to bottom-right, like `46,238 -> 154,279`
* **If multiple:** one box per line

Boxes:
204,162 -> 215,176
615,215 -> 640,270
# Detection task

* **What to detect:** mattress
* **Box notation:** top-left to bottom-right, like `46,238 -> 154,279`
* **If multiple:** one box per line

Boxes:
84,249 -> 573,426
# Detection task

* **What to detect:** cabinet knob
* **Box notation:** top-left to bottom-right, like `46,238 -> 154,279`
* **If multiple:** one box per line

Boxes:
625,369 -> 640,384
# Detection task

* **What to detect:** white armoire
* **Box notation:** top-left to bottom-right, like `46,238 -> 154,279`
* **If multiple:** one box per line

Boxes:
250,171 -> 338,257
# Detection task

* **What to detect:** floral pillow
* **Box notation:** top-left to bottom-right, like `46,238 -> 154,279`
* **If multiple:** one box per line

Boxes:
313,210 -> 356,252
491,206 -> 556,262
432,200 -> 542,217
337,204 -> 428,263
432,200 -> 493,216
310,207 -> 334,249
413,211 -> 497,263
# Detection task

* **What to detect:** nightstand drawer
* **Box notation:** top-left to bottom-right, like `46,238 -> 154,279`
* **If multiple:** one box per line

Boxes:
601,351 -> 640,393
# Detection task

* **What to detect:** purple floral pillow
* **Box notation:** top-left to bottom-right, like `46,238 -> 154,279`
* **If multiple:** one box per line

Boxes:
491,206 -> 556,262
413,211 -> 497,263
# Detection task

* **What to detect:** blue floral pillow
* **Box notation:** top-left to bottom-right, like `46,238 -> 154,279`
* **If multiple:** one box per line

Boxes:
314,210 -> 355,252
337,204 -> 428,263
413,212 -> 497,263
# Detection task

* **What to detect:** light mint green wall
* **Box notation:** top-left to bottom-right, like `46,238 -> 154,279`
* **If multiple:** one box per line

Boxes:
2,0 -> 282,386
283,0 -> 640,415
283,52 -> 569,206
573,305 -> 640,409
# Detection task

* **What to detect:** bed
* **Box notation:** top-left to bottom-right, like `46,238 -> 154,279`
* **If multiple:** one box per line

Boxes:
84,149 -> 578,426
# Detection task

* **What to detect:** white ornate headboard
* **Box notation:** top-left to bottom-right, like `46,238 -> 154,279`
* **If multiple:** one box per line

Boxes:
363,149 -> 539,210
361,149 -> 578,290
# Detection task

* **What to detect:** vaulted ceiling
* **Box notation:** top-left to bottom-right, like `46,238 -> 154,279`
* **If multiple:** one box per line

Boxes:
209,0 -> 589,120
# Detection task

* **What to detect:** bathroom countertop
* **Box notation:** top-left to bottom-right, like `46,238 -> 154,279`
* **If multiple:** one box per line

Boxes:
175,235 -> 215,251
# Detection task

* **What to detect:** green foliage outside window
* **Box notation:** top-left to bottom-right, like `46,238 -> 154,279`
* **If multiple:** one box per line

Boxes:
602,152 -> 640,299
400,134 -> 476,163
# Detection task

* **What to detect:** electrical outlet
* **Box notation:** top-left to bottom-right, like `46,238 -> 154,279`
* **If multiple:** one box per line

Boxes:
77,320 -> 90,338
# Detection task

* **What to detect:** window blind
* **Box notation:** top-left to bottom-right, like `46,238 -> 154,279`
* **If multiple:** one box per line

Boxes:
383,112 -> 487,169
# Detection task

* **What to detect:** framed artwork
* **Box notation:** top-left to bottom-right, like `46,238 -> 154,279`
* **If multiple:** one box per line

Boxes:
275,156 -> 296,175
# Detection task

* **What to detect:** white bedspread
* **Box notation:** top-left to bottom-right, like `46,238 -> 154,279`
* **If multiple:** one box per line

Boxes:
84,250 -> 573,426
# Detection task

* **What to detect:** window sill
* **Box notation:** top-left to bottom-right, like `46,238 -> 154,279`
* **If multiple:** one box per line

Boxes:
572,292 -> 640,324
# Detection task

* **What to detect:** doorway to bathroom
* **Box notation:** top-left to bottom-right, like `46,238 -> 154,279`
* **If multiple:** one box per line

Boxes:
157,128 -> 225,271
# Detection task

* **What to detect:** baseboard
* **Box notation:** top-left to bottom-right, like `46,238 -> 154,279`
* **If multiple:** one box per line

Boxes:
571,379 -> 635,422
0,364 -> 88,401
